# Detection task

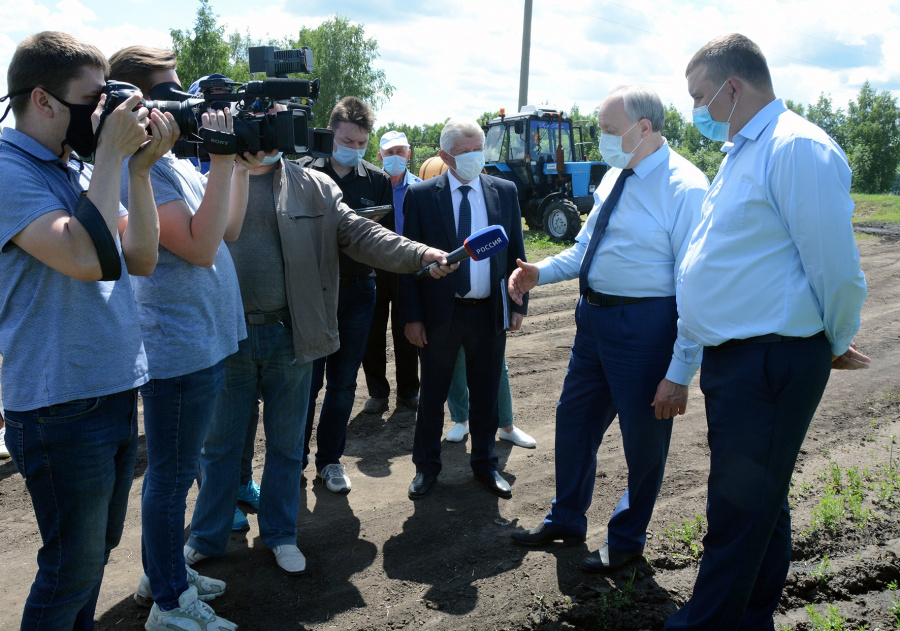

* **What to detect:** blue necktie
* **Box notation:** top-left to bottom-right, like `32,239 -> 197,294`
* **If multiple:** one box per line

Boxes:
456,185 -> 472,297
578,168 -> 635,295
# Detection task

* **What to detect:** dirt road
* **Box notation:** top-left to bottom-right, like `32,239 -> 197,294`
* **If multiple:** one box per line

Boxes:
1,237 -> 898,631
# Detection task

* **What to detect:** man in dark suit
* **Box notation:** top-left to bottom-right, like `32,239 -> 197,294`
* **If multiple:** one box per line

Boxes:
399,118 -> 528,500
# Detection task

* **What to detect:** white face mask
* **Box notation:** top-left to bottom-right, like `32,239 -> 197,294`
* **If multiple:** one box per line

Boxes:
599,121 -> 641,169
449,150 -> 485,181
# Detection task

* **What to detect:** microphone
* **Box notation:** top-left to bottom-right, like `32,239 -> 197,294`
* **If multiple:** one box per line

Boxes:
415,225 -> 509,280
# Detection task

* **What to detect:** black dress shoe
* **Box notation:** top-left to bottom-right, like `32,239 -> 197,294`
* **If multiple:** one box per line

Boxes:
408,472 -> 437,500
581,543 -> 643,573
511,523 -> 587,547
473,470 -> 512,499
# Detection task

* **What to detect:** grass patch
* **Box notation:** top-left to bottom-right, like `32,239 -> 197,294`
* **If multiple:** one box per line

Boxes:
804,604 -> 869,630
663,514 -> 705,560
522,227 -> 572,260
852,193 -> 900,224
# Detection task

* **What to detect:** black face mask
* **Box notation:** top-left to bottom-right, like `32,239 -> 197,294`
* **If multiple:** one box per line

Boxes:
45,89 -> 97,159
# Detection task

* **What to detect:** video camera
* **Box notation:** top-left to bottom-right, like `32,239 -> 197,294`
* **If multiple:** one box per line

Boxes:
101,45 -> 333,161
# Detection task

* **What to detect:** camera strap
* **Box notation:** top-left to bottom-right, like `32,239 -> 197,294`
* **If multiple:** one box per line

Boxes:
73,192 -> 122,281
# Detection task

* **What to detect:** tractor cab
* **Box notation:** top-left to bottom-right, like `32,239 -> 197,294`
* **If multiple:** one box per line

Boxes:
483,106 -> 607,241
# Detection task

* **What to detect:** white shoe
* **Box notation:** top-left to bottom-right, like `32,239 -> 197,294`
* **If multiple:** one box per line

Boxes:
272,544 -> 306,575
499,426 -> 537,449
144,585 -> 237,631
445,421 -> 469,443
183,544 -> 209,566
317,463 -> 351,494
134,565 -> 227,607
0,426 -> 9,458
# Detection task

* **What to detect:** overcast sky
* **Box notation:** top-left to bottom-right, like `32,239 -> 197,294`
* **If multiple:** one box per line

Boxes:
1,0 -> 899,128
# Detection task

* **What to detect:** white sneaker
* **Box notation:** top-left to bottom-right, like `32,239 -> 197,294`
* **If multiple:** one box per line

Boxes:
445,421 -> 469,443
183,544 -> 209,566
144,585 -> 237,631
499,426 -> 537,449
0,426 -> 9,458
317,463 -> 351,494
272,544 -> 306,575
134,565 -> 227,607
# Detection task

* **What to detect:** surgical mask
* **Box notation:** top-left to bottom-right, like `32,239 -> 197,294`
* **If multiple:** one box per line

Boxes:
261,151 -> 283,165
46,89 -> 98,159
692,80 -> 738,142
599,121 -> 641,169
382,154 -> 408,176
450,150 -> 485,182
333,142 -> 366,168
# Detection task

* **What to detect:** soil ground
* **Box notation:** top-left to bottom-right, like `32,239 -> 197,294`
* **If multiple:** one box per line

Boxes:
1,236 -> 899,631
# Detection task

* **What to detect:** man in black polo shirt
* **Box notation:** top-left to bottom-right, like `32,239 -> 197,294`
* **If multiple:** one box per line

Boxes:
298,96 -> 393,494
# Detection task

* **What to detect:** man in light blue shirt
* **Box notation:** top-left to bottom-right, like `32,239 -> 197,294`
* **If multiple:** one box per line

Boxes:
666,34 -> 869,631
508,85 -> 708,572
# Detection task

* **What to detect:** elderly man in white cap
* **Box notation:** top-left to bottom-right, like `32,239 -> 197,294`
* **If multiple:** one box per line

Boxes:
362,130 -> 424,414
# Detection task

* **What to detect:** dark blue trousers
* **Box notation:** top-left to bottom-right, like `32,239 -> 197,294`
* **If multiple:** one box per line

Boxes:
545,295 -> 676,552
413,301 -> 505,476
304,278 -> 377,470
664,333 -> 831,631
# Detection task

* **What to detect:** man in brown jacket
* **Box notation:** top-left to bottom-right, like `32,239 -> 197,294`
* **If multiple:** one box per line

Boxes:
186,146 -> 454,577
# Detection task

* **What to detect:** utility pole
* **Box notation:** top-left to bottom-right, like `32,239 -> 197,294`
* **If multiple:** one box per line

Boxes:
518,0 -> 532,112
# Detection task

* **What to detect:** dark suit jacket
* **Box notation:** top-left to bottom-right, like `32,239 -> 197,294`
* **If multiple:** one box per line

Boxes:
398,172 -> 528,336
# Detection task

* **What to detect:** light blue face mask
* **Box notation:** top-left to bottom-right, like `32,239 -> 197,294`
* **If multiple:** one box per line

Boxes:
261,151 -> 283,165
450,150 -> 485,182
692,79 -> 738,142
382,154 -> 408,177
333,142 -> 367,168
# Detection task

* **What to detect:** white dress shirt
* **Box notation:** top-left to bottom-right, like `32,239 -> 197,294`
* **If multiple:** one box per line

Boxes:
448,170 -> 490,299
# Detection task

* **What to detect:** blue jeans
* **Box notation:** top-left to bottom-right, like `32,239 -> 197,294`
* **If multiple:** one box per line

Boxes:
447,347 -> 513,428
140,362 -> 224,610
188,321 -> 312,555
304,278 -> 376,469
4,390 -> 138,631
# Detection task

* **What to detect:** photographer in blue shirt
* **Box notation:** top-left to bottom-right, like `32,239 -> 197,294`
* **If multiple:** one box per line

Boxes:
0,31 -> 175,630
666,33 -> 869,630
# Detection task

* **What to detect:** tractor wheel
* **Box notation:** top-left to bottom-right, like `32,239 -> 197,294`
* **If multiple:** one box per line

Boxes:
542,199 -> 581,242
523,210 -> 542,231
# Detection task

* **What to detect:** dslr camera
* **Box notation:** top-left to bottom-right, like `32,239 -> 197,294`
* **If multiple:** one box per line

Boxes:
101,45 -> 333,160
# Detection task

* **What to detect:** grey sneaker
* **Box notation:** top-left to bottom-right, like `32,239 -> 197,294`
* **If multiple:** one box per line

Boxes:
272,544 -> 306,576
134,565 -> 226,607
363,396 -> 388,414
317,463 -> 351,494
183,544 -> 209,566
144,585 -> 237,631
0,426 -> 9,459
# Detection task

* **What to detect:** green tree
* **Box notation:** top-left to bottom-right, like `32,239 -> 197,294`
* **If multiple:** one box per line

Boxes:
170,0 -> 232,86
285,16 -> 394,129
805,93 -> 847,147
843,81 -> 900,193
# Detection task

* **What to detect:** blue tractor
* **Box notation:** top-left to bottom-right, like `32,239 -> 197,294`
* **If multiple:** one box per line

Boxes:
482,105 -> 608,241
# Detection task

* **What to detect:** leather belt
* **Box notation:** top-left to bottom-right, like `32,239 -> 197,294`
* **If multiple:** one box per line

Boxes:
246,309 -> 290,327
454,297 -> 490,306
584,289 -> 659,307
340,273 -> 376,287
711,331 -> 826,350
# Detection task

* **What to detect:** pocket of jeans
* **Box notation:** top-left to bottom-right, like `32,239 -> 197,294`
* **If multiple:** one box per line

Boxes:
38,397 -> 103,424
